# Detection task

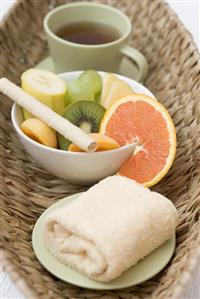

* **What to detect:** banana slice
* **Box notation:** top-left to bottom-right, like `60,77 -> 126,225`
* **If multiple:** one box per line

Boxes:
21,69 -> 66,119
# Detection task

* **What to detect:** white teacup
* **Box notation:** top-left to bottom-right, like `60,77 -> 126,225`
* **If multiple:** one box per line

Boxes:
44,2 -> 148,82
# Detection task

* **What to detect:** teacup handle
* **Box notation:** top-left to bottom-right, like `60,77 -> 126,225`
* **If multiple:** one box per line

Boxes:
121,46 -> 148,82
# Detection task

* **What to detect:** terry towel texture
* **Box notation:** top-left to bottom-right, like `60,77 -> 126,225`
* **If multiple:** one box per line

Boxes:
44,176 -> 178,282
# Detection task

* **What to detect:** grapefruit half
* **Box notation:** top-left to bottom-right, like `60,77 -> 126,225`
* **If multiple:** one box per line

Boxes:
100,94 -> 176,187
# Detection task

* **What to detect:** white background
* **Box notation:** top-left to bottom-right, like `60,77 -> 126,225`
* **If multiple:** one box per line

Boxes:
0,0 -> 199,298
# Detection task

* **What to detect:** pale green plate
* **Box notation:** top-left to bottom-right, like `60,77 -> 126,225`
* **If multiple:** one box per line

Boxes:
36,56 -> 140,81
32,193 -> 176,290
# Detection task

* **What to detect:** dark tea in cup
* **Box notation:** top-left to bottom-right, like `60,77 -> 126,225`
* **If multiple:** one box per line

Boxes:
56,21 -> 120,45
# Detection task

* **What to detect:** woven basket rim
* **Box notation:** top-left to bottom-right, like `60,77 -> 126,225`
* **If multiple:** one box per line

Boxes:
3,243 -> 200,299
1,0 -> 200,298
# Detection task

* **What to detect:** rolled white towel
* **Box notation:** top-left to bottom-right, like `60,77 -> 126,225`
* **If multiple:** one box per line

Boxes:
44,176 -> 178,282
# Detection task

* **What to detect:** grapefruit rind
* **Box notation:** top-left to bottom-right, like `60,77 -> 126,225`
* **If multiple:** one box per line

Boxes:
100,94 -> 176,187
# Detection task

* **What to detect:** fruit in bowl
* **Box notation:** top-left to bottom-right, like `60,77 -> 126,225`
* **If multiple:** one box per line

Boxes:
21,69 -> 66,119
68,133 -> 120,152
9,69 -> 176,186
58,100 -> 106,150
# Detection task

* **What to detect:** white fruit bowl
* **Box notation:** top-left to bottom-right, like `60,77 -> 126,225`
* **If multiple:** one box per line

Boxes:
11,71 -> 155,185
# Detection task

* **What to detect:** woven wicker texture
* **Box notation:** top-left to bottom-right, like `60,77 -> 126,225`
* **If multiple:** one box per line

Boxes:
1,0 -> 200,298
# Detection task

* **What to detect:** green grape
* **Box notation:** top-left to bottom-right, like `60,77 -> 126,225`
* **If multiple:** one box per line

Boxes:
57,133 -> 71,150
79,70 -> 102,95
66,78 -> 95,104
95,92 -> 101,103
64,92 -> 71,107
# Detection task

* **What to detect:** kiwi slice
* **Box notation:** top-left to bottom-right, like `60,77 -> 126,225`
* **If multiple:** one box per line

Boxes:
58,101 -> 106,150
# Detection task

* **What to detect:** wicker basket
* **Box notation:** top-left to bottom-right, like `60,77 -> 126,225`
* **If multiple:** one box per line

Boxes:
1,0 -> 200,298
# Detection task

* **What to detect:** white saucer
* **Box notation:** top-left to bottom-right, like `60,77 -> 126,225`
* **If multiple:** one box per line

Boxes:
36,56 -> 141,81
